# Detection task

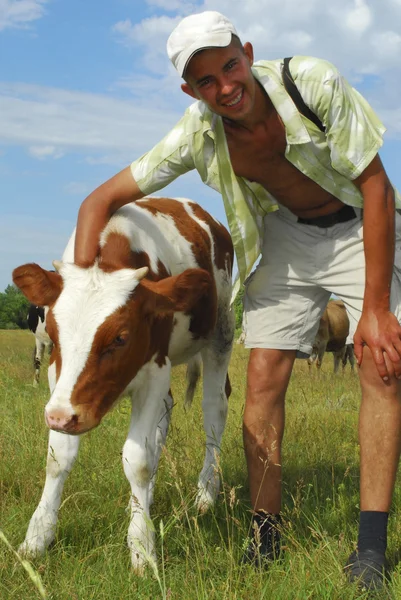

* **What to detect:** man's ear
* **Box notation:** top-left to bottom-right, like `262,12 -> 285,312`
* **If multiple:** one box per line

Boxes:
181,82 -> 198,100
243,42 -> 254,67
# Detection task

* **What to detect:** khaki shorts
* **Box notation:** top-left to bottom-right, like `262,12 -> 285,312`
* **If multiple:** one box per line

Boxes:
243,205 -> 401,357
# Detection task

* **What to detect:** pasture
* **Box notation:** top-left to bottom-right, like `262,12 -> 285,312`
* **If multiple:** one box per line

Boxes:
1,330 -> 400,599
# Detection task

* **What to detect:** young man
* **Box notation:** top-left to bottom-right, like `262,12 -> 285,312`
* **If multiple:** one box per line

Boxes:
74,11 -> 401,588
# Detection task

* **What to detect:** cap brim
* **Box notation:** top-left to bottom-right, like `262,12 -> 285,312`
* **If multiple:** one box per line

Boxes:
178,31 -> 233,77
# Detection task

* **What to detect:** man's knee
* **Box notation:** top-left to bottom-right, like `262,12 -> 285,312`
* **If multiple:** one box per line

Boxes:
359,347 -> 401,401
247,348 -> 296,398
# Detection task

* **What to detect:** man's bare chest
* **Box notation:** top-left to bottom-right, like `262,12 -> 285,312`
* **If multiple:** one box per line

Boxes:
223,113 -> 338,213
225,116 -> 300,189
227,136 -> 288,182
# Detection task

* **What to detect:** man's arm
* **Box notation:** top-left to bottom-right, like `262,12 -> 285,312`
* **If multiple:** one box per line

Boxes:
74,166 -> 145,267
353,154 -> 401,380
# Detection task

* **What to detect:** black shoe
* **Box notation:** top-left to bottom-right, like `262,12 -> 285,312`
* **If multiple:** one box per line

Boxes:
344,549 -> 388,590
242,535 -> 281,568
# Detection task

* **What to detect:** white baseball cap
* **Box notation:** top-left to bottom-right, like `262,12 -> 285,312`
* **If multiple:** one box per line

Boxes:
167,11 -> 238,77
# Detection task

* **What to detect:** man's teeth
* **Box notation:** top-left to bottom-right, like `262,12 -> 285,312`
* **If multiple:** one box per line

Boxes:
225,92 -> 242,106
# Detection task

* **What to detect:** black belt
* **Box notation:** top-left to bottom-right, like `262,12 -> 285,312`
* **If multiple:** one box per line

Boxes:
297,204 -> 357,228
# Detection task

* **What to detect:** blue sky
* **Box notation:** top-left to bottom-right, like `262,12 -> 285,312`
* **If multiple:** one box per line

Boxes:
1,0 -> 401,291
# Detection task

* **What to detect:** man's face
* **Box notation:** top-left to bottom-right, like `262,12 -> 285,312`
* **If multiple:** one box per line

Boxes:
182,41 -> 256,121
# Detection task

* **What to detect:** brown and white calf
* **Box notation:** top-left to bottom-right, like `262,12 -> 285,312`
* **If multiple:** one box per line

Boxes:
27,304 -> 53,386
308,299 -> 355,373
13,197 -> 234,573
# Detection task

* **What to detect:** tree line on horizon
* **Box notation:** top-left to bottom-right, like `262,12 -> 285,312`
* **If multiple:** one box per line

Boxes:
0,285 -> 30,330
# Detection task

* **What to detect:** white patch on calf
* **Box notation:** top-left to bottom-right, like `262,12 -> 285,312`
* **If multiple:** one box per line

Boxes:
182,200 -> 216,265
137,208 -> 197,274
100,211 -> 163,275
101,202 -> 197,276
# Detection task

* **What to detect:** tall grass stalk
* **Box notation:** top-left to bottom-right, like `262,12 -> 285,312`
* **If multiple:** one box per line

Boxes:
0,530 -> 47,599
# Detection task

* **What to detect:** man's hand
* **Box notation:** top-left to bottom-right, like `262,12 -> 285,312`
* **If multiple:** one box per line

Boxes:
353,155 -> 399,380
354,308 -> 401,380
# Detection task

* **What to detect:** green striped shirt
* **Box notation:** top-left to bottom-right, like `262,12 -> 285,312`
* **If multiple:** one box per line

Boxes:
131,56 -> 400,295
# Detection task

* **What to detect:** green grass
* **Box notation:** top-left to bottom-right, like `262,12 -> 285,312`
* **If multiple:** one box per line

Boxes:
1,330 -> 400,599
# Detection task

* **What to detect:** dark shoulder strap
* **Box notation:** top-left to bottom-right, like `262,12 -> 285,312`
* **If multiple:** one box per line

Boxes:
282,57 -> 326,133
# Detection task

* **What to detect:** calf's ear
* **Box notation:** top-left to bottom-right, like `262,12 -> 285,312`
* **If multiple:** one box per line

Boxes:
141,268 -> 214,316
12,263 -> 63,306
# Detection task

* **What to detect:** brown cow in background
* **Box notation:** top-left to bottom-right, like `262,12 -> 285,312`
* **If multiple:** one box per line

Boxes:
308,299 -> 355,373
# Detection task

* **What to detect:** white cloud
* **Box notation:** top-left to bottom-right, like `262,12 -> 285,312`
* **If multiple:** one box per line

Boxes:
113,14 -> 181,74
344,0 -> 372,34
64,182 -> 90,196
0,82 -> 186,162
278,30 -> 313,51
28,145 -> 64,159
113,14 -> 179,47
371,30 -> 401,58
146,0 -> 197,12
0,0 -> 49,31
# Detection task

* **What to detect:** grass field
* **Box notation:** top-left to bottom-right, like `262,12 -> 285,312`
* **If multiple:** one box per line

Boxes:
1,329 -> 400,599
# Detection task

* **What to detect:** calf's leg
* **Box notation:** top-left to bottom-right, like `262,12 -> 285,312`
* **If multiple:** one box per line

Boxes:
195,297 -> 234,512
123,361 -> 171,574
196,342 -> 232,512
21,360 -> 81,556
19,430 -> 80,556
148,390 -> 173,508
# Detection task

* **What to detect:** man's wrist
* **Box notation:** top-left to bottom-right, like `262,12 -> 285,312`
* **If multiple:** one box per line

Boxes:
362,300 -> 390,314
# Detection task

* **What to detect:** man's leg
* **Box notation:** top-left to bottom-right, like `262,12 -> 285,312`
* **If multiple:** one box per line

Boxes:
345,347 -> 401,587
244,348 -> 296,513
242,348 -> 296,564
241,207 -> 331,564
359,349 -> 401,512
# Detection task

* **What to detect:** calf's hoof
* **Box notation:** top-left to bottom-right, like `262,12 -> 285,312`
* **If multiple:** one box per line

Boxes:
195,487 -> 215,514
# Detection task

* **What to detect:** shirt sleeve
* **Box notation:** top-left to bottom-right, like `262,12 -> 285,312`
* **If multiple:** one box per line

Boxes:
130,115 -> 195,195
293,57 -> 386,180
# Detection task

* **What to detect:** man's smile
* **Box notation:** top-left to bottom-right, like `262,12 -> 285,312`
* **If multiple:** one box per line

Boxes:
222,89 -> 244,108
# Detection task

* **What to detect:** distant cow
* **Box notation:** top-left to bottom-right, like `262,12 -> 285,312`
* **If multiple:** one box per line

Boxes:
13,197 -> 234,574
308,300 -> 355,373
27,305 -> 53,386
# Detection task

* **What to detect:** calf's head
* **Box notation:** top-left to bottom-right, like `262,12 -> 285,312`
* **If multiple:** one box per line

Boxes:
13,261 -> 213,434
